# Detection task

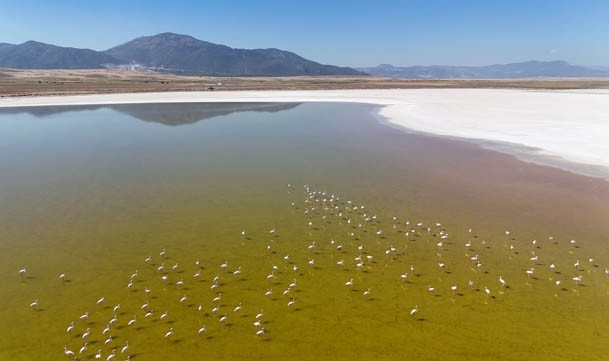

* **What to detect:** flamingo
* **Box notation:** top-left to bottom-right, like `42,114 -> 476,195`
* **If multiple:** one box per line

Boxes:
64,347 -> 75,357
106,349 -> 116,361
104,336 -> 113,347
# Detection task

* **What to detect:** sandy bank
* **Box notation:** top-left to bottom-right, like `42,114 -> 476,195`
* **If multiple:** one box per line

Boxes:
1,89 -> 608,180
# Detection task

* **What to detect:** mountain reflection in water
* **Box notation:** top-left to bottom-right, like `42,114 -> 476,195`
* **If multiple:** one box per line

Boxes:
0,102 -> 301,126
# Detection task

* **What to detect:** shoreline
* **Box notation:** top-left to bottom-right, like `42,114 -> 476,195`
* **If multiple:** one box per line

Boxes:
1,88 -> 608,181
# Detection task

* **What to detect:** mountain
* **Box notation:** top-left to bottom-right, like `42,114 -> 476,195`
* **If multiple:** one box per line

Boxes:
357,61 -> 609,79
0,34 -> 363,76
0,41 -> 118,69
104,32 -> 363,76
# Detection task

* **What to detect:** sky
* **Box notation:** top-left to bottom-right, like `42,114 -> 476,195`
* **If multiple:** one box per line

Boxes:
1,0 -> 608,67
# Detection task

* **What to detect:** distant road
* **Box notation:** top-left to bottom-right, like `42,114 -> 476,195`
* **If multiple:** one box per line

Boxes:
2,68 -> 609,97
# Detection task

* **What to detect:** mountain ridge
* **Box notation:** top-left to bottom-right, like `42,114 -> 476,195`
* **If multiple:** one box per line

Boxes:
2,33 -> 608,78
0,33 -> 363,76
357,61 -> 609,78
104,33 -> 363,76
0,40 -> 119,69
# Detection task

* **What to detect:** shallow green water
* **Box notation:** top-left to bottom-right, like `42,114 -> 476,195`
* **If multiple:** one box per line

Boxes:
1,102 -> 608,361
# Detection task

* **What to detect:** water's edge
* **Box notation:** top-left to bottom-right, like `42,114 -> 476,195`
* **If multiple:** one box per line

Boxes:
2,91 -> 607,182
372,106 -> 609,182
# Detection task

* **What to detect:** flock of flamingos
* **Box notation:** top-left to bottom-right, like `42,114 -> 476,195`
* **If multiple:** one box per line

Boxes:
18,184 -> 608,360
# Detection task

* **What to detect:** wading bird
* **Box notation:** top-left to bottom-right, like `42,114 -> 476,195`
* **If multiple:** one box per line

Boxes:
120,341 -> 129,354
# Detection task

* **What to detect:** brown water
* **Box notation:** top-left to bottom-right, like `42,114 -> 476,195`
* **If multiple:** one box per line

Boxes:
1,102 -> 609,361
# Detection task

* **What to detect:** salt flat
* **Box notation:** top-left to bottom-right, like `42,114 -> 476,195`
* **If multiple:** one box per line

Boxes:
1,88 -> 608,179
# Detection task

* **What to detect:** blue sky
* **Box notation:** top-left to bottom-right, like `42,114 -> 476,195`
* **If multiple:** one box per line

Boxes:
1,0 -> 608,67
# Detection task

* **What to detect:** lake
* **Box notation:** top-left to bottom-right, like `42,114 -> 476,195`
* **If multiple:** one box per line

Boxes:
1,102 -> 608,361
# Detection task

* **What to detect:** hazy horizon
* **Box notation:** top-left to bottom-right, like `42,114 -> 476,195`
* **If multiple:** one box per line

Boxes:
1,0 -> 608,68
